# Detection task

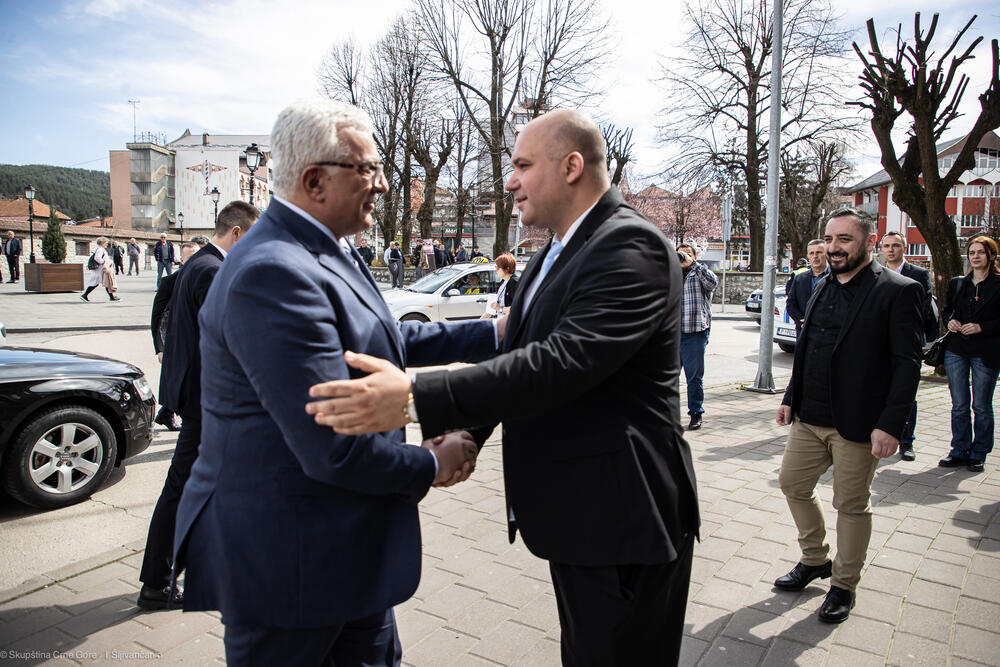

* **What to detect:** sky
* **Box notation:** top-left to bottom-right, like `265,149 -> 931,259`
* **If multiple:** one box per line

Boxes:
0,0 -> 997,188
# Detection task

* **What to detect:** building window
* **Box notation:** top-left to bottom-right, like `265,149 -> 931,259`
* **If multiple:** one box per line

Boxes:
948,184 -> 961,197
75,241 -> 90,256
964,184 -> 987,197
962,214 -> 985,226
907,243 -> 928,256
975,148 -> 999,171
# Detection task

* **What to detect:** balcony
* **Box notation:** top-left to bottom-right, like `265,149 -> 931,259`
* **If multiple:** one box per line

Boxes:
858,200 -> 879,216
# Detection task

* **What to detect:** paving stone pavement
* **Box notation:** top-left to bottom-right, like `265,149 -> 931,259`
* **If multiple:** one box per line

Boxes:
1,380 -> 997,665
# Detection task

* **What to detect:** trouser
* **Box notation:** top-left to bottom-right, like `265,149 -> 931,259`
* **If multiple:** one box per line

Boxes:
156,260 -> 173,289
900,401 -> 918,447
140,415 -> 201,589
388,260 -> 403,288
128,256 -> 139,274
944,351 -> 999,463
549,534 -> 694,666
82,285 -> 115,300
224,609 -> 401,666
680,329 -> 710,415
6,255 -> 19,280
779,418 -> 878,591
114,258 -> 124,274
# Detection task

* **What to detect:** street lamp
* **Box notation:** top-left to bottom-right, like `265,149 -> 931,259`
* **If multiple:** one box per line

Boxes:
24,184 -> 36,263
210,187 -> 221,225
245,143 -> 262,207
177,212 -> 184,244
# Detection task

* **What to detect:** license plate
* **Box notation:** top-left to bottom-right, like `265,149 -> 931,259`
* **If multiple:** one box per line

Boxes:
747,303 -> 760,311
777,327 -> 795,337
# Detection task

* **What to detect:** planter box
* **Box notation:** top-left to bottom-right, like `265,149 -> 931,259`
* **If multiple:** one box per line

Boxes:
23,263 -> 84,293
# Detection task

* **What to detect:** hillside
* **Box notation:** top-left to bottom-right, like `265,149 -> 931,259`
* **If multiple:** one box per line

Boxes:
0,164 -> 111,221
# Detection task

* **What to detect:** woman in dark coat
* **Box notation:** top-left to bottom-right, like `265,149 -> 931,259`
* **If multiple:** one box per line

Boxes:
938,236 -> 1000,473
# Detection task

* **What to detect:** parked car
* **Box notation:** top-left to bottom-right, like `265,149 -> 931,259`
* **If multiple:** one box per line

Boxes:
0,347 -> 156,509
773,290 -> 797,353
0,321 -> 6,346
745,284 -> 787,325
382,262 -> 524,322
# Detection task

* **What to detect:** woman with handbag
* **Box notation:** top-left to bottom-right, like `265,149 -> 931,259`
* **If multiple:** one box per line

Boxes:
80,237 -> 121,302
938,236 -> 1000,473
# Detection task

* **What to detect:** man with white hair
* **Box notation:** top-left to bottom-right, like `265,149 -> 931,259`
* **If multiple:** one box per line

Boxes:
172,99 -> 496,665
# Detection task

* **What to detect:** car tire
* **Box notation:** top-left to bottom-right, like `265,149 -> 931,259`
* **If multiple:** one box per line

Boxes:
400,313 -> 430,323
777,342 -> 796,354
1,405 -> 118,509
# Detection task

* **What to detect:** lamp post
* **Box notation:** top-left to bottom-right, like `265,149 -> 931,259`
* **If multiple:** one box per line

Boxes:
178,212 -> 184,244
245,143 -> 262,208
210,187 -> 221,225
24,184 -> 36,263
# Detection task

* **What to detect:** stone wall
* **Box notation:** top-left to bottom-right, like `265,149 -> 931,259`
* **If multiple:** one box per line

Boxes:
711,271 -> 769,304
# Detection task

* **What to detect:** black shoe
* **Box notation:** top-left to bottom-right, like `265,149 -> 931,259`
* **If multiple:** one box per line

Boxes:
939,455 -> 967,468
109,295 -> 121,301
154,409 -> 181,432
818,586 -> 855,624
899,444 -> 915,461
137,584 -> 183,611
968,461 -> 985,473
774,561 -> 832,590
687,413 -> 703,430
79,294 -> 89,302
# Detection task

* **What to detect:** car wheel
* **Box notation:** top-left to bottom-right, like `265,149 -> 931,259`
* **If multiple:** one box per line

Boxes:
1,405 -> 118,509
400,313 -> 430,323
777,342 -> 796,354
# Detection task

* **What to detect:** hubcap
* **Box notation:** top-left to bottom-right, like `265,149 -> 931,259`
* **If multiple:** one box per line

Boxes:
28,423 -> 104,495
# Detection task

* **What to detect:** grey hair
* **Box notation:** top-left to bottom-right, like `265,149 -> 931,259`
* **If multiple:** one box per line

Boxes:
270,99 -> 374,197
96,236 -> 108,245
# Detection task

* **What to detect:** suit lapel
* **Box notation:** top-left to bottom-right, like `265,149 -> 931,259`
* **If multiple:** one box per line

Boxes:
271,201 -> 406,366
505,188 -> 624,348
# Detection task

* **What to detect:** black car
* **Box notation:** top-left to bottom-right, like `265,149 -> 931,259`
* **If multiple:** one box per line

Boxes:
0,347 -> 156,509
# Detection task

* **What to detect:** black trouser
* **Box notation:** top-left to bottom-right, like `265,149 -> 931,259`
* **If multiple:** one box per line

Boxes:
6,255 -> 19,280
549,533 -> 695,666
224,609 -> 401,666
140,415 -> 201,589
82,285 -> 115,299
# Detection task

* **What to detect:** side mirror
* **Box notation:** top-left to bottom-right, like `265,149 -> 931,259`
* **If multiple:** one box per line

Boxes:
445,289 -> 461,297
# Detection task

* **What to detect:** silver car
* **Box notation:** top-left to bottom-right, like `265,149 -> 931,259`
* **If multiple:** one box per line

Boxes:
382,262 -> 523,322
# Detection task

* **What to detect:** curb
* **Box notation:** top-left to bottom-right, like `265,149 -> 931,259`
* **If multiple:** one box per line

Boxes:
6,325 -> 151,334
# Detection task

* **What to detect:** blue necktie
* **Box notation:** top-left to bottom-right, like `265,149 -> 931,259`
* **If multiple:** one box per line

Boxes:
522,239 -> 564,310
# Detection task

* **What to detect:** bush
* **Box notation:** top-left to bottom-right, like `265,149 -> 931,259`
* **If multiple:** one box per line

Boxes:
41,210 -> 67,263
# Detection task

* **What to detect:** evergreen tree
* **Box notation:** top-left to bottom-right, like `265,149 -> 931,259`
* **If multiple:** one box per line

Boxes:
41,209 -> 67,263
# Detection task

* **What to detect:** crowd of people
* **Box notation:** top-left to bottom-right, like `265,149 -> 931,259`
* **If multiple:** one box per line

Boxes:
128,98 -> 997,665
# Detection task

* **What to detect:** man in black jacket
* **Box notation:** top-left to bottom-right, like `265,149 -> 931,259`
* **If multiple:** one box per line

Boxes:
305,109 -> 700,664
774,208 -> 922,624
138,201 -> 258,610
880,231 -> 936,461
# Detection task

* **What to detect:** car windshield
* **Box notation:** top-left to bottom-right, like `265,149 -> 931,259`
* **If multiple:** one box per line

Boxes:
407,266 -> 467,294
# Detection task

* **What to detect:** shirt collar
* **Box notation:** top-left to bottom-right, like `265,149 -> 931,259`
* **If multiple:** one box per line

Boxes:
890,259 -> 907,273
209,241 -> 228,259
554,197 -> 600,247
273,194 -> 341,244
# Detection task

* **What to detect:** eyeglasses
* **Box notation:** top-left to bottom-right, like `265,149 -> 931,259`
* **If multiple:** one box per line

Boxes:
314,160 -> 384,183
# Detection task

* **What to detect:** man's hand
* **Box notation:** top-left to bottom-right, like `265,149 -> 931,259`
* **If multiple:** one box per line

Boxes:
157,352 -> 163,363
776,405 -> 791,426
870,428 -> 899,459
423,431 -> 478,487
947,319 -> 963,333
306,351 -> 412,434
497,314 -> 508,344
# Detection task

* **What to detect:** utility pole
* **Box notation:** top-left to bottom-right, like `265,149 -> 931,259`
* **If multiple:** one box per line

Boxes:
128,99 -> 140,141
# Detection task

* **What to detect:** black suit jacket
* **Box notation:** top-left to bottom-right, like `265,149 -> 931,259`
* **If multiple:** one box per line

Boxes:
151,269 -> 182,354
782,260 -> 923,442
942,274 -> 1000,368
786,269 -> 826,327
413,187 -> 699,567
159,244 -> 225,417
899,262 -> 937,341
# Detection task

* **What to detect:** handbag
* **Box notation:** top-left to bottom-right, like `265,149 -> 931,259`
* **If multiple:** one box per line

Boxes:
87,253 -> 99,271
922,332 -> 953,367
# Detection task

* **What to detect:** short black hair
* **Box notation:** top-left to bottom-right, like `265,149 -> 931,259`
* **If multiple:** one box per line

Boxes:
216,200 -> 259,235
828,207 -> 874,237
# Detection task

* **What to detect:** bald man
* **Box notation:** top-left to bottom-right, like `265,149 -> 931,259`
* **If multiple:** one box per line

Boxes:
306,109 -> 700,664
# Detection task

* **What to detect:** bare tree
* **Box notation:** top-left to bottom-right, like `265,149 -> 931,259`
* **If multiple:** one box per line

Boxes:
411,120 -> 457,241
850,13 -> 1000,305
779,141 -> 852,261
448,107 -> 478,245
602,124 -> 634,187
415,0 -> 610,257
660,0 -> 860,271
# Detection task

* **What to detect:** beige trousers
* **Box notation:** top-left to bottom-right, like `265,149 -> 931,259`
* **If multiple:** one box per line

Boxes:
778,418 -> 878,591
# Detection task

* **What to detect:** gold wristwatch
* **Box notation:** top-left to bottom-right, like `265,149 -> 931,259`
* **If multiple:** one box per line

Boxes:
405,391 -> 419,423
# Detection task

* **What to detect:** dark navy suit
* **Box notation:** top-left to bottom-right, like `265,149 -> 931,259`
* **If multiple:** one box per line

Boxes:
172,199 -> 496,662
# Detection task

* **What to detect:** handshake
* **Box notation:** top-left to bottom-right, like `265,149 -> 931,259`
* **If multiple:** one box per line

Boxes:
422,431 -> 479,487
